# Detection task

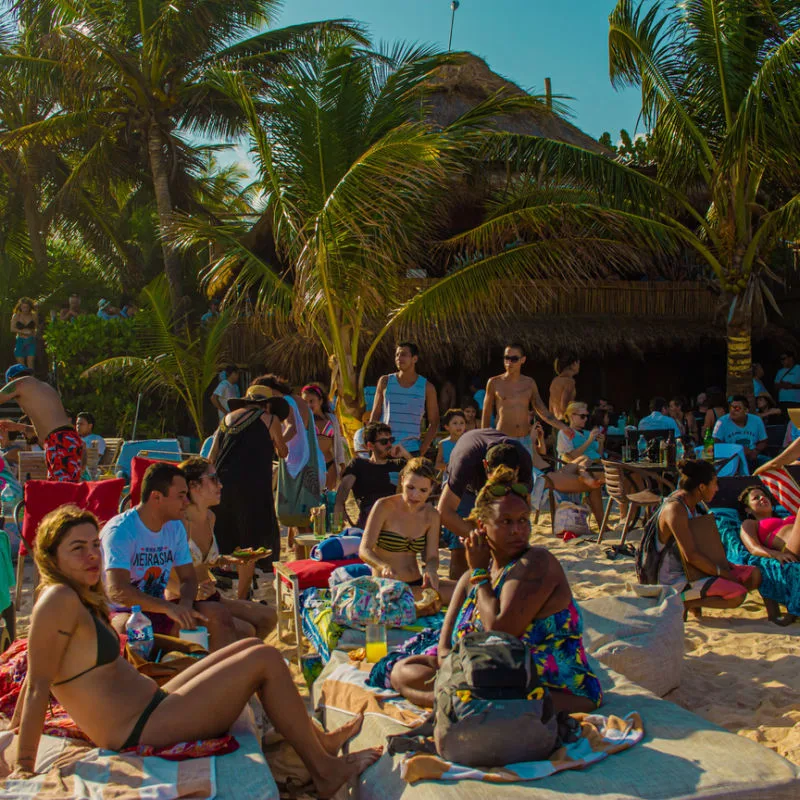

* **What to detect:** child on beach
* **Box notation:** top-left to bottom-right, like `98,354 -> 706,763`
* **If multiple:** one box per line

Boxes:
435,408 -> 467,481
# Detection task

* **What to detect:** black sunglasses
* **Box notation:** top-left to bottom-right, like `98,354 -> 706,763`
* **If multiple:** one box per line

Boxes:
503,355 -> 522,363
572,412 -> 589,418
376,437 -> 395,445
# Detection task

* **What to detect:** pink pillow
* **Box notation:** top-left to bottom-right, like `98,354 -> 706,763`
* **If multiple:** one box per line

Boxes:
282,558 -> 362,590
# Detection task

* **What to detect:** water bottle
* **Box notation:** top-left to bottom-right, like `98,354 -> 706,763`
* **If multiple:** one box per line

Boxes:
125,605 -> 154,660
637,434 -> 648,461
1,483 -> 14,523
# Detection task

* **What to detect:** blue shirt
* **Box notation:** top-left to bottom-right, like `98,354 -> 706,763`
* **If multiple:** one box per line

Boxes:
775,364 -> 800,403
557,429 -> 601,460
713,413 -> 767,449
753,378 -> 768,398
637,412 -> 682,436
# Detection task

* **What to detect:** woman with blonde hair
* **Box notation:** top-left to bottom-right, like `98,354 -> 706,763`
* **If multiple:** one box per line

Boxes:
10,297 -> 37,369
9,504 -> 380,789
388,465 -> 602,711
359,457 -> 456,604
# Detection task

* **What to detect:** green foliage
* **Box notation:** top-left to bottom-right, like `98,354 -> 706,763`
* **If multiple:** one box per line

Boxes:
598,129 -> 654,166
43,314 -> 163,437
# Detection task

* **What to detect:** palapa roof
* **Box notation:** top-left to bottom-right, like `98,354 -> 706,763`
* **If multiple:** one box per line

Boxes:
423,53 -> 609,153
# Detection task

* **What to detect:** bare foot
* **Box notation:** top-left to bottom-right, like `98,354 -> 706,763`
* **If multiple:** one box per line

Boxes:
580,474 -> 604,489
313,747 -> 383,799
319,713 -> 364,755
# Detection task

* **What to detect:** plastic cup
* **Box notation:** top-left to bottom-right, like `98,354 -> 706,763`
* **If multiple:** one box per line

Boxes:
179,626 -> 209,650
365,623 -> 388,663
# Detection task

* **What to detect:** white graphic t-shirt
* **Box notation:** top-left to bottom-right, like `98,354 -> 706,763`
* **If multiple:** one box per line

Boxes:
101,509 -> 192,611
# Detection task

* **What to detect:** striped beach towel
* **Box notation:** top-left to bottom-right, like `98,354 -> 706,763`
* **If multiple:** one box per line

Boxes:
758,468 -> 800,515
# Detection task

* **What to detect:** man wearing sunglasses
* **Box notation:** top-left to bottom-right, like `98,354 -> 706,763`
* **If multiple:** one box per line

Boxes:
482,344 -> 573,456
334,423 -> 413,528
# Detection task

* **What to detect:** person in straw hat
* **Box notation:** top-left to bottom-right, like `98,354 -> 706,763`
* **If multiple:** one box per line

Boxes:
207,378 -> 289,584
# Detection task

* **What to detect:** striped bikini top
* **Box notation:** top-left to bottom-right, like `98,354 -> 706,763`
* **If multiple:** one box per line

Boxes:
376,529 -> 427,553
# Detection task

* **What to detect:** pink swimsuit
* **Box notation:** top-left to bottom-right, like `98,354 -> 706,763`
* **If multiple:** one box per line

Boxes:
757,516 -> 794,548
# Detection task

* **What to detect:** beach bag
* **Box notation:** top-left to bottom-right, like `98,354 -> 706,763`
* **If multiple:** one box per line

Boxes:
433,631 -> 558,767
553,501 -> 591,537
125,634 -> 207,686
330,575 -> 416,628
635,504 -> 676,584
276,408 -> 322,527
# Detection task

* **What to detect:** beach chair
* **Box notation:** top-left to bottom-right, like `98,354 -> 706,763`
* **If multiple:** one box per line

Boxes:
693,443 -> 748,476
84,440 -> 101,480
597,460 -> 673,547
115,438 -> 182,479
16,450 -> 47,483
100,437 -> 123,467
13,479 -> 125,610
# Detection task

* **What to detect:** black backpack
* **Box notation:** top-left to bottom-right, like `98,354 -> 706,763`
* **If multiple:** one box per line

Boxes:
635,503 -> 681,584
433,631 -> 558,766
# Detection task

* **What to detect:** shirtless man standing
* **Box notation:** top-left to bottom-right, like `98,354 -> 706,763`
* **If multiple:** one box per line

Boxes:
0,365 -> 84,481
549,352 -> 580,421
482,343 -> 572,454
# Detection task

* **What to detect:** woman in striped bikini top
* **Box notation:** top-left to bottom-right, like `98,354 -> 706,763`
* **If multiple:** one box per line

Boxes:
359,458 -> 457,605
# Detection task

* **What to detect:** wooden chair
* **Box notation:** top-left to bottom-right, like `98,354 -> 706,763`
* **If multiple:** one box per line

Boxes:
597,460 -> 674,546
16,451 -> 47,483
100,437 -> 123,468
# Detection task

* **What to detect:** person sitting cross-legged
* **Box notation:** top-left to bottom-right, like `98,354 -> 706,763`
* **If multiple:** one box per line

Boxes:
101,462 -> 239,651
8,505 -> 381,789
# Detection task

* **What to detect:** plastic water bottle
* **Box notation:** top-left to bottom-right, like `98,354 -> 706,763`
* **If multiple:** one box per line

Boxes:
637,434 -> 648,461
1,483 -> 14,524
125,605 -> 154,660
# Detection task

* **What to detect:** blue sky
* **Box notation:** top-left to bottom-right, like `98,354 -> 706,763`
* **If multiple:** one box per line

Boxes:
272,0 -> 644,139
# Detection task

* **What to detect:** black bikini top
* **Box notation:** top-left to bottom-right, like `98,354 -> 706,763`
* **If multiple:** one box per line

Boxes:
52,611 -> 120,686
15,319 -> 35,331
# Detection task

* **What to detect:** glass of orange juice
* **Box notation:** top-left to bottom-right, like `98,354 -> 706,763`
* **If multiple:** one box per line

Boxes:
365,623 -> 388,663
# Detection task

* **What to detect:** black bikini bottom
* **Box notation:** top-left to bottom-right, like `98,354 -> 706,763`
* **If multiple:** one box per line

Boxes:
121,688 -> 168,750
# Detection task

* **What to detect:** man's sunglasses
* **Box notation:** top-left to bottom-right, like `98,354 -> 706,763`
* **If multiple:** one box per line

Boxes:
503,355 -> 522,363
487,483 -> 529,498
376,437 -> 395,445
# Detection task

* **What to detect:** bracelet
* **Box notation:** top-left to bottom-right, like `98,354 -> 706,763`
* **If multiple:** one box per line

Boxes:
470,568 -> 488,578
472,578 -> 489,588
469,569 -> 489,586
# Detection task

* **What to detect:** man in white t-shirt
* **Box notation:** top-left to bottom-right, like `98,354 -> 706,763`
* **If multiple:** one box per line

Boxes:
713,395 -> 768,470
101,462 -> 237,650
774,352 -> 800,405
211,366 -> 241,422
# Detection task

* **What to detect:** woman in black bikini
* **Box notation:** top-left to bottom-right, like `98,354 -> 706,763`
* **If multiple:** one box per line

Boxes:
359,458 -> 456,604
11,297 -> 37,370
9,505 -> 381,793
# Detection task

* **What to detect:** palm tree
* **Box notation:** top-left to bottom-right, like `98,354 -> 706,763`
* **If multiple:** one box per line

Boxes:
603,0 -> 799,396
12,0 -> 367,309
83,276 -> 231,439
172,40 -> 639,438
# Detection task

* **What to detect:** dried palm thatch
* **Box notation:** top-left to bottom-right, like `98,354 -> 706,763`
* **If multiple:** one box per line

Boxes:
423,54 -> 609,153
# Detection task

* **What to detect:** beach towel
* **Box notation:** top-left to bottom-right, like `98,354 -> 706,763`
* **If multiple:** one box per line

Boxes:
310,533 -> 363,561
0,731 -> 218,799
399,711 -> 644,784
758,468 -> 800,515
331,576 -> 415,628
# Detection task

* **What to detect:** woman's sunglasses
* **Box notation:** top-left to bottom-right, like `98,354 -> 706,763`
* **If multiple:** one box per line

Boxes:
376,437 -> 396,445
503,355 -> 522,363
487,483 -> 529,499
203,472 -> 221,485
572,412 -> 589,419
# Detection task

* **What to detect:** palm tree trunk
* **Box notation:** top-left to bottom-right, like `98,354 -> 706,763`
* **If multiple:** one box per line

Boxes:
726,301 -> 753,403
20,175 -> 48,277
147,120 -> 183,310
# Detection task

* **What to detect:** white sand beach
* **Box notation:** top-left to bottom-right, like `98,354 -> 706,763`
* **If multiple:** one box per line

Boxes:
13,518 -> 799,767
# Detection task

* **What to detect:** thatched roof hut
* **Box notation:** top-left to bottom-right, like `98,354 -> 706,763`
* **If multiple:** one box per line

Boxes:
423,54 -> 608,153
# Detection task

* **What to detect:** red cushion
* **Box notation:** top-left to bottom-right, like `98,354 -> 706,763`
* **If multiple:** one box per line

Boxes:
21,479 -> 126,553
128,456 -> 168,507
281,558 -> 362,590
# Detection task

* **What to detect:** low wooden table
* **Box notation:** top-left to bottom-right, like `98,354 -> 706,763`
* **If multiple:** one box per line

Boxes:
293,533 -> 320,560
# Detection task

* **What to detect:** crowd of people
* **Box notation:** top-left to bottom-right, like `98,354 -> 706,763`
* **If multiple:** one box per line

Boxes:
2,336 -> 800,781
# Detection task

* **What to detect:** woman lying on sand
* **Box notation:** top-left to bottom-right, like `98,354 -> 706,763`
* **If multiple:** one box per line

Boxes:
656,460 -> 762,620
737,486 -> 799,563
359,458 -> 456,605
8,506 -> 380,794
389,465 -> 603,713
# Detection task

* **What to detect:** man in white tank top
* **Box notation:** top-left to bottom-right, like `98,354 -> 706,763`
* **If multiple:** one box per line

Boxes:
370,342 -> 439,457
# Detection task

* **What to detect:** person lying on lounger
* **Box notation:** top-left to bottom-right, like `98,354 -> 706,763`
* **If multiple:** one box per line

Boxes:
359,458 -> 456,605
388,465 -> 603,714
737,486 -> 798,563
656,460 -> 762,621
8,505 -> 381,794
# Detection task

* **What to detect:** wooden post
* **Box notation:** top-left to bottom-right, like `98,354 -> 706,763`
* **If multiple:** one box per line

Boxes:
544,77 -> 552,110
